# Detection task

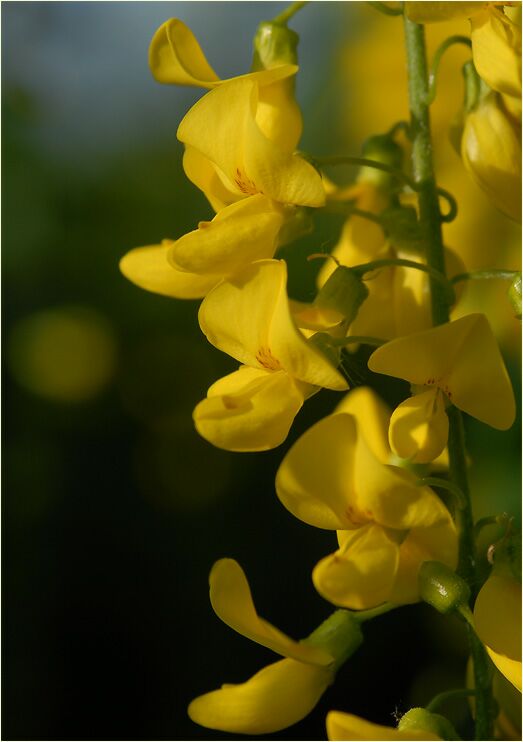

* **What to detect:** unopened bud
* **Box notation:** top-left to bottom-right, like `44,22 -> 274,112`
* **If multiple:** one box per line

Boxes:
252,21 -> 298,70
419,561 -> 471,614
315,266 -> 369,326
359,134 -> 404,189
398,708 -> 460,740
380,205 -> 424,252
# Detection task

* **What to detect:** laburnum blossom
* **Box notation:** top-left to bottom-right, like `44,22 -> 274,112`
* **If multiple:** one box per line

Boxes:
470,4 -> 522,100
275,387 -> 458,609
120,195 -> 286,300
461,89 -> 522,222
194,259 -> 347,451
368,313 -> 516,463
474,573 -> 522,691
188,559 -> 335,735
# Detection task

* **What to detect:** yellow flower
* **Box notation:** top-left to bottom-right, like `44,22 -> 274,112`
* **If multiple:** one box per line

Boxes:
404,2 -> 488,24
194,259 -> 347,451
474,573 -> 522,691
120,194 -> 286,300
368,314 -> 516,462
148,18 -> 302,152
275,387 -> 458,609
462,90 -> 522,222
471,5 -> 522,99
188,559 -> 335,734
326,710 -> 441,740
178,76 -> 325,208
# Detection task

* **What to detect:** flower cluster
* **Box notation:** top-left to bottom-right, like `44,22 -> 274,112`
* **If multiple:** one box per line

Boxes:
121,5 -> 521,740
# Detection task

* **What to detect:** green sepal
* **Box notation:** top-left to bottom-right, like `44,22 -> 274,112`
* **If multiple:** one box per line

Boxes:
398,708 -> 461,740
307,332 -> 342,368
508,272 -> 522,320
315,266 -> 369,326
303,609 -> 363,671
380,205 -> 424,252
418,561 -> 471,614
251,21 -> 299,71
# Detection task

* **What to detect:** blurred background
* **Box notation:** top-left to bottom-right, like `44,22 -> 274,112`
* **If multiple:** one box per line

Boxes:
3,2 -> 521,740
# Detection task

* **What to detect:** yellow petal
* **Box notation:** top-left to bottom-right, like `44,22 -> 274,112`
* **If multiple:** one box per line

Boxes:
389,518 -> 459,605
276,413 -> 359,530
193,366 -> 310,452
334,386 -> 392,464
368,314 -> 516,430
148,19 -> 221,87
313,525 -> 400,610
471,8 -> 522,99
188,657 -> 334,735
119,241 -> 218,299
405,2 -> 487,23
388,388 -> 449,464
352,426 -> 449,530
182,146 -> 238,211
169,195 -> 284,275
198,260 -> 347,390
209,559 -> 332,665
326,710 -> 441,741
178,78 -> 325,207
462,92 -> 522,221
256,77 -> 302,152
474,575 -> 522,691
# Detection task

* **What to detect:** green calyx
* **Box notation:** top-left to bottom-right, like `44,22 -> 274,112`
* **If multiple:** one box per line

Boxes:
251,21 -> 299,71
359,134 -> 404,188
303,609 -> 363,671
315,265 -> 369,326
508,272 -> 522,320
398,707 -> 461,740
462,60 -> 490,113
418,561 -> 471,614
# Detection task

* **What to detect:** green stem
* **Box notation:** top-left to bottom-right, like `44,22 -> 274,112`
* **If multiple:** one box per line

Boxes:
352,258 -> 455,304
426,688 -> 478,713
451,269 -> 520,285
403,16 -> 494,740
272,0 -> 308,25
316,155 -> 418,191
427,35 -> 472,105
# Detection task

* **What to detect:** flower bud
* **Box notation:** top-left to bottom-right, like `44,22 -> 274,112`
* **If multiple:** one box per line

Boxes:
315,266 -> 369,327
359,134 -> 404,189
398,708 -> 460,740
508,273 -> 522,320
380,205 -> 424,252
252,21 -> 299,70
418,561 -> 471,614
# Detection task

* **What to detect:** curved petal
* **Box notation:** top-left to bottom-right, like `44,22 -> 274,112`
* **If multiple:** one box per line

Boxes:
275,413 -> 360,530
256,77 -> 302,152
353,428 -> 449,530
169,195 -> 284,275
335,386 -> 392,464
193,367 -> 309,452
188,657 -> 333,735
182,147 -> 238,212
119,242 -> 219,299
148,19 -> 221,87
326,711 -> 441,741
471,8 -> 522,99
209,559 -> 332,665
462,92 -> 522,222
198,260 -> 347,389
313,525 -> 400,610
388,388 -> 449,464
474,575 -> 522,691
389,518 -> 459,605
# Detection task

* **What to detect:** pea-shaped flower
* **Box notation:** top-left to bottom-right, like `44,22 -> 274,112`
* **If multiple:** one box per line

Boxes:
368,314 -> 516,463
471,5 -> 522,100
474,573 -> 522,691
120,194 -> 286,300
188,559 -> 336,735
194,259 -> 347,451
276,387 -> 458,609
